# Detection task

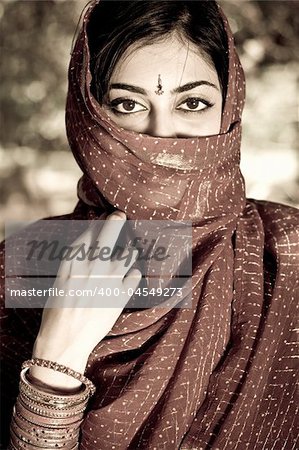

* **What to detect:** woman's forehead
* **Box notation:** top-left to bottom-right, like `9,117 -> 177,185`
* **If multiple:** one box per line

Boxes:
109,35 -> 220,92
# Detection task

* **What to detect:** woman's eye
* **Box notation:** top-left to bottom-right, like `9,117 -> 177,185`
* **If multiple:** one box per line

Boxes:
109,99 -> 147,114
176,97 -> 212,112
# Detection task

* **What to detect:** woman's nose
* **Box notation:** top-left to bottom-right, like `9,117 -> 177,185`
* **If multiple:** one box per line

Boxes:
146,111 -> 177,138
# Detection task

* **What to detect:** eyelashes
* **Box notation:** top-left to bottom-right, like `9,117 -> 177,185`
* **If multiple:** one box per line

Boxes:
176,97 -> 214,114
108,97 -> 146,115
106,96 -> 215,116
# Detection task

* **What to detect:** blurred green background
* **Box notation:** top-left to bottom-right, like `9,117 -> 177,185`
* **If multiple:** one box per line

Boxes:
1,0 -> 298,239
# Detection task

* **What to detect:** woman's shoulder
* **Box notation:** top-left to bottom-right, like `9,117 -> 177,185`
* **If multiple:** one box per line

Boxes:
0,212 -> 75,302
249,198 -> 299,241
247,198 -> 299,269
0,212 -> 75,250
250,197 -> 298,220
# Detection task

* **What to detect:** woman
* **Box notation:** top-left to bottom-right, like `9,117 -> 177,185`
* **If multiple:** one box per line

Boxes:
1,1 -> 298,449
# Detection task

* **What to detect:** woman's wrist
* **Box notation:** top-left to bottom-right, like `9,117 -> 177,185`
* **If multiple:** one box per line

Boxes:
30,342 -> 91,392
32,335 -> 91,374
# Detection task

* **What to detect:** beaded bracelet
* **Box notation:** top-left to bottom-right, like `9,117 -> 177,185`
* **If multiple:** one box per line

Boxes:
22,358 -> 96,396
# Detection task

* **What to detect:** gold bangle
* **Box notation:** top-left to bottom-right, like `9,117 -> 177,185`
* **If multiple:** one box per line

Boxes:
11,415 -> 79,449
20,369 -> 90,406
22,359 -> 96,396
10,430 -> 77,450
13,411 -> 79,440
20,391 -> 87,416
18,395 -> 86,420
11,407 -> 82,450
19,393 -> 87,419
15,401 -> 84,427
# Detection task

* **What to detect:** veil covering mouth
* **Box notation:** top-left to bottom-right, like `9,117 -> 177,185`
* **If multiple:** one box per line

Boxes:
66,0 -> 247,314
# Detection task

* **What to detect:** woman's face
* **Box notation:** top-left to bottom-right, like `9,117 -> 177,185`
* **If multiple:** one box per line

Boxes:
102,34 -> 223,138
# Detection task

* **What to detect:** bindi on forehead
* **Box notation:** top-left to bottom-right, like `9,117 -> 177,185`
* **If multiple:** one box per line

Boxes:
155,75 -> 164,96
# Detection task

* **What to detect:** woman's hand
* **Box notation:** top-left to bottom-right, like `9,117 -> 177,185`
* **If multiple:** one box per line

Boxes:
30,210 -> 141,391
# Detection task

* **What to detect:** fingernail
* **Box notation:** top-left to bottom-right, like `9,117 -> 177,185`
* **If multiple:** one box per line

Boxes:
109,211 -> 126,220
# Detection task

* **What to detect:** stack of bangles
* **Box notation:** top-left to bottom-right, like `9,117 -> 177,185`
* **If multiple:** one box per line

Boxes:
9,358 -> 96,450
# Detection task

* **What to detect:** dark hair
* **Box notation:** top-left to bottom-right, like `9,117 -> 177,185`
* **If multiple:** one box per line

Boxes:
87,0 -> 228,103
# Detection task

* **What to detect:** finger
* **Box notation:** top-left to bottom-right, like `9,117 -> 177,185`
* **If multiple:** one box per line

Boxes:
70,211 -> 114,257
60,221 -> 104,278
122,268 -> 142,293
112,248 -> 140,277
70,219 -> 102,250
59,211 -> 126,278
96,211 -> 127,255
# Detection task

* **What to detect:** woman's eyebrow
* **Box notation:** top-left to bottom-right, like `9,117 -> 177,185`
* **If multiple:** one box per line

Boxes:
173,81 -> 219,93
109,83 -> 147,95
109,80 -> 218,95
